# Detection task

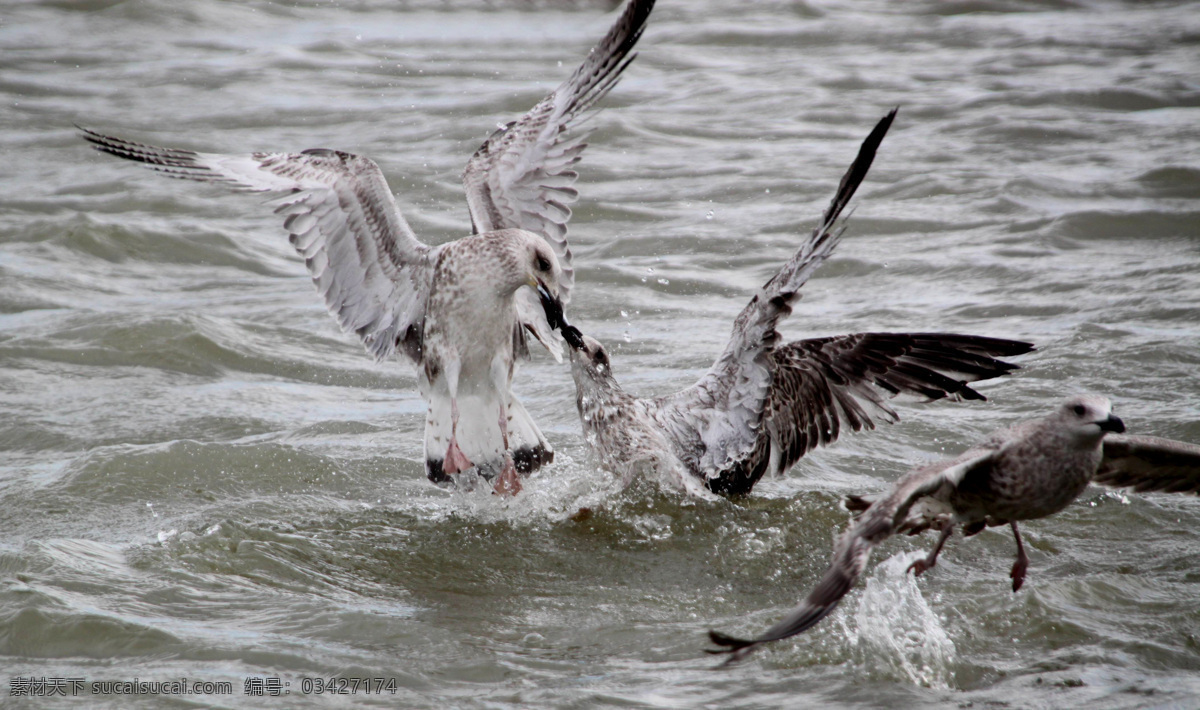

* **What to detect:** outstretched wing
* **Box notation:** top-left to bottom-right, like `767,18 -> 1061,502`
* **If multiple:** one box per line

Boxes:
707,528 -> 875,664
1095,434 -> 1200,495
653,109 -> 896,480
756,333 -> 1033,480
80,129 -> 434,364
707,447 -> 996,662
462,0 -> 655,359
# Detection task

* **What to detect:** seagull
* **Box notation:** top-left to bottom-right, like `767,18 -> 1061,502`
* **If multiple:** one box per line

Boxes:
79,0 -> 652,495
707,394 -> 1200,661
551,109 -> 1034,496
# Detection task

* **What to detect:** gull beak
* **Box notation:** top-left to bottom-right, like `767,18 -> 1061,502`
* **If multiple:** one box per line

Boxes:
536,281 -> 585,350
1097,414 -> 1126,434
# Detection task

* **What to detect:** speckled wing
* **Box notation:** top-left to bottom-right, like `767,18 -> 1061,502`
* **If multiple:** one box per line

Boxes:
652,110 -> 896,480
80,129 -> 434,364
1095,434 -> 1200,494
462,0 -> 655,359
749,333 -> 1033,483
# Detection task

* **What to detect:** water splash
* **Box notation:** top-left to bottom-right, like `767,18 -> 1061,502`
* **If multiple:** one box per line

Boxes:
449,455 -> 628,527
844,551 -> 957,689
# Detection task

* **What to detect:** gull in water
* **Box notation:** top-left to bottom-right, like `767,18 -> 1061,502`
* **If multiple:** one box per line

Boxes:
551,110 -> 1034,496
79,0 -> 652,495
707,394 -> 1200,661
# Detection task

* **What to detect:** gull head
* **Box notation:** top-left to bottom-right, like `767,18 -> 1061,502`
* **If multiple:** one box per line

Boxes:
570,334 -> 615,382
512,231 -> 564,301
491,230 -> 579,350
465,229 -> 568,308
1055,394 -> 1125,445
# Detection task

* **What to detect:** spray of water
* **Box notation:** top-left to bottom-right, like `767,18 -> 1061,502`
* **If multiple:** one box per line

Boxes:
842,550 -> 957,689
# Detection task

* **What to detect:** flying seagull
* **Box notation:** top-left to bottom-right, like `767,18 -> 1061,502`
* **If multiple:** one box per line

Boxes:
708,394 -> 1200,662
79,0 -> 653,495
551,109 -> 1034,496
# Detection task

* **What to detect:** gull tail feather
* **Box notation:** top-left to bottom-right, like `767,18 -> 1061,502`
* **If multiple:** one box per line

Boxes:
508,395 -> 554,474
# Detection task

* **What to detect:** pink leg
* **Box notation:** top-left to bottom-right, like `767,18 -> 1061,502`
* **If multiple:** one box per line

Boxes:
443,398 -> 473,475
492,404 -> 521,497
908,522 -> 954,577
1009,521 -> 1029,592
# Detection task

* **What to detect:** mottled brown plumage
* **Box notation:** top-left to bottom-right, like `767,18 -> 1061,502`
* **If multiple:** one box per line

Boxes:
560,111 -> 1033,496
708,395 -> 1200,662
707,333 -> 1031,496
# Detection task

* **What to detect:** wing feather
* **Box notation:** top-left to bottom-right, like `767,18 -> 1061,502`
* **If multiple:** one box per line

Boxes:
652,110 -> 897,481
707,449 -> 996,660
462,0 -> 656,306
763,332 -> 1033,473
461,0 -> 655,362
80,128 -> 434,363
1096,434 -> 1200,495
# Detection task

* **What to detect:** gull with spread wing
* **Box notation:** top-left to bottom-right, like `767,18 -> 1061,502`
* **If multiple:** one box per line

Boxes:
80,0 -> 652,494
551,110 -> 1033,496
708,394 -> 1200,662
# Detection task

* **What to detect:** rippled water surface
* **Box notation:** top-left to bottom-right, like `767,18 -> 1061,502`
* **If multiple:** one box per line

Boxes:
3,0 -> 1200,707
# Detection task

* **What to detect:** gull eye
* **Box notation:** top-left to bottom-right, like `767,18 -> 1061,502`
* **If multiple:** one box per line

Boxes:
1072,404 -> 1086,416
593,347 -> 609,367
535,253 -> 552,273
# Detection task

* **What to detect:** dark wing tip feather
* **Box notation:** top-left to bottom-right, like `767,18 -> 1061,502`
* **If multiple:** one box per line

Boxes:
845,494 -> 873,513
907,334 -> 1035,362
78,125 -> 225,183
820,107 -> 897,231
560,0 -> 655,118
956,335 -> 1036,357
706,630 -> 759,654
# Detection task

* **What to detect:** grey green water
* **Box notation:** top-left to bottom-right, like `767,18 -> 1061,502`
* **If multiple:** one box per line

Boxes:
3,1 -> 1200,707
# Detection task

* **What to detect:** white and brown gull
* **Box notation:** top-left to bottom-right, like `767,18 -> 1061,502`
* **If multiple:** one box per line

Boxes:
551,110 -> 1034,497
79,0 -> 653,495
708,394 -> 1200,662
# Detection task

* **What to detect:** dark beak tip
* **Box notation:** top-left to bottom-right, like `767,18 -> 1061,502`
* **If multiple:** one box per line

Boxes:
1102,415 -> 1126,434
536,282 -> 564,319
561,325 -> 586,350
534,281 -> 584,349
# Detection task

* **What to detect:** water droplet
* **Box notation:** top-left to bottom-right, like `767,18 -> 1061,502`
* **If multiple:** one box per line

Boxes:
623,330 -> 632,343
657,278 -> 669,285
705,210 -> 714,220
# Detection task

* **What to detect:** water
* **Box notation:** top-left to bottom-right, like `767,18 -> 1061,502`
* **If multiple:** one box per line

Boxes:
3,0 -> 1200,707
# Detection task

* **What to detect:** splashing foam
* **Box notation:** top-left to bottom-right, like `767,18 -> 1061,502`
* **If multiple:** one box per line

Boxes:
445,453 -> 630,526
841,550 -> 957,689
436,447 -> 720,528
